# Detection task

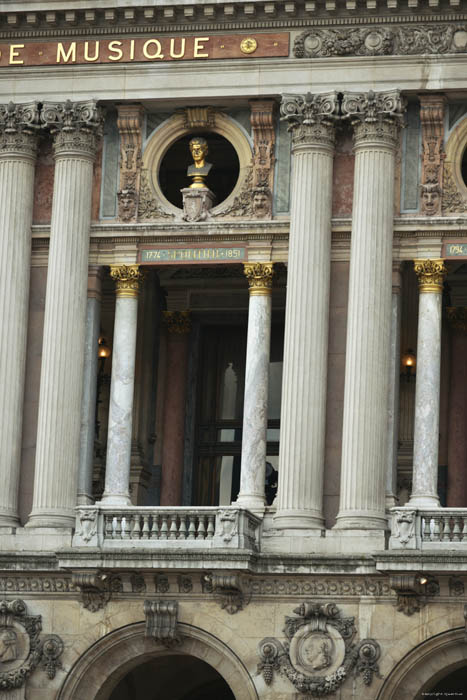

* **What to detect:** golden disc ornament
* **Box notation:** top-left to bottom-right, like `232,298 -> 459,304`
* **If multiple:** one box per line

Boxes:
240,37 -> 258,54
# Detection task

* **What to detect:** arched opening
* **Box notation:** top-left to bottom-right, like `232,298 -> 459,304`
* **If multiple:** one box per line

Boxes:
426,665 -> 467,695
109,654 -> 235,700
462,144 -> 467,188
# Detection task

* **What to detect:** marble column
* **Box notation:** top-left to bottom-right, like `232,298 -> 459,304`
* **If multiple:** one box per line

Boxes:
28,101 -> 103,529
446,308 -> 467,507
335,91 -> 405,530
386,263 -> 402,510
160,311 -> 191,507
101,265 -> 144,505
77,267 -> 103,505
0,102 -> 40,528
408,260 -> 447,508
274,93 -> 339,530
237,262 -> 274,513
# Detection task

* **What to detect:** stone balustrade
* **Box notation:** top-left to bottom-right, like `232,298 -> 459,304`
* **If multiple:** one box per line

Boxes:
390,507 -> 467,550
73,505 -> 261,551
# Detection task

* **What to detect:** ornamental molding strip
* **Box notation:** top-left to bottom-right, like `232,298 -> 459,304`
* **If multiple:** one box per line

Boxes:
0,599 -> 63,691
294,23 -> 467,58
257,602 -> 381,695
144,600 -> 181,647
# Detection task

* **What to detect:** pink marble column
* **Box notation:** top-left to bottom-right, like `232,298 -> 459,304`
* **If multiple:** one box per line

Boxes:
160,311 -> 191,506
447,308 -> 467,507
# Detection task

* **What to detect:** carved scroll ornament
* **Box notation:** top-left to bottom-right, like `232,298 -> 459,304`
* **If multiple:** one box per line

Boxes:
257,602 -> 381,695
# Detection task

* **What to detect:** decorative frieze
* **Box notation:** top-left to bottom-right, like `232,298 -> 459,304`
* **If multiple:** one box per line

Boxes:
294,24 -> 467,59
0,101 -> 40,155
419,94 -> 446,216
117,104 -> 144,222
280,92 -> 339,149
258,602 -> 381,695
41,99 -> 104,157
110,264 -> 144,298
414,258 -> 447,293
0,599 -> 63,690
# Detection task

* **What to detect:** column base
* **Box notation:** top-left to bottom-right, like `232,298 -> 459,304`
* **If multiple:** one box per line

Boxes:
273,508 -> 324,530
26,509 -> 75,529
407,493 -> 440,508
77,492 -> 95,506
99,492 -> 132,506
0,513 -> 20,529
333,511 -> 388,530
234,495 -> 266,518
385,493 -> 399,511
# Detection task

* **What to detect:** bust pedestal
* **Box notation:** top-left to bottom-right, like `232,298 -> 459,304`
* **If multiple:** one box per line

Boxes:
181,187 -> 215,222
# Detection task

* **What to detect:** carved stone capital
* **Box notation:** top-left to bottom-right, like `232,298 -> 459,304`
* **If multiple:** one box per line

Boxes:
41,100 -> 104,159
342,90 -> 406,148
0,101 -> 40,158
144,600 -> 181,647
414,258 -> 447,294
163,310 -> 191,334
110,264 -> 144,298
280,92 -> 339,151
244,262 -> 274,296
446,306 -> 467,332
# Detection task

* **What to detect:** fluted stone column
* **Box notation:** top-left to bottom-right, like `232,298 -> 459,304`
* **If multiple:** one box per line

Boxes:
335,91 -> 405,530
160,311 -> 191,507
386,263 -> 402,510
101,265 -> 144,505
274,93 -> 339,530
408,260 -> 447,507
28,101 -> 103,528
446,307 -> 467,507
77,267 -> 103,505
0,103 -> 40,528
237,262 -> 274,513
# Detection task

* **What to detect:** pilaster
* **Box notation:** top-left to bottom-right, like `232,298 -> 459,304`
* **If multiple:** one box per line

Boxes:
116,104 -> 144,222
419,94 -> 446,217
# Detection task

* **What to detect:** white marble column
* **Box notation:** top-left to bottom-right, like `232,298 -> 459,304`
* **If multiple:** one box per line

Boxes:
335,91 -> 405,531
77,267 -> 103,505
28,101 -> 103,528
237,262 -> 274,513
101,265 -> 144,505
274,93 -> 339,530
408,259 -> 447,507
0,103 -> 40,528
386,263 -> 402,510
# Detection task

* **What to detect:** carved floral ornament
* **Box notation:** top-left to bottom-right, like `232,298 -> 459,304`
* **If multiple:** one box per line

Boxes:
257,602 -> 381,696
0,599 -> 63,691
414,258 -> 447,293
244,262 -> 274,295
110,264 -> 145,298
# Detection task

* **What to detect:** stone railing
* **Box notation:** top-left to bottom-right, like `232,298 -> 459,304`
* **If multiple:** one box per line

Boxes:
389,507 -> 467,550
72,505 -> 261,551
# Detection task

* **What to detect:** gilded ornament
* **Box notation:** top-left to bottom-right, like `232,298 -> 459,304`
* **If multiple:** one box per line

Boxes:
110,265 -> 144,298
163,310 -> 192,334
240,37 -> 258,54
244,262 -> 274,296
414,259 -> 447,293
446,307 -> 467,332
187,136 -> 212,189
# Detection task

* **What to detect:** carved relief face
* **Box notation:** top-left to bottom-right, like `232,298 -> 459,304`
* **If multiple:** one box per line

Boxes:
301,633 -> 333,672
253,190 -> 271,217
0,628 -> 18,663
421,184 -> 441,214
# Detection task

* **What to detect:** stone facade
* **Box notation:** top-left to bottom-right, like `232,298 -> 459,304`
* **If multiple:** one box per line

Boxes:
1,1 -> 467,699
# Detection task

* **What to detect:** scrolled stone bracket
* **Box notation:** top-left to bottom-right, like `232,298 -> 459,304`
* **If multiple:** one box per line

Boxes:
144,600 -> 181,648
257,602 -> 381,695
0,599 -> 64,691
203,573 -> 251,615
71,570 -> 122,613
389,574 -> 439,616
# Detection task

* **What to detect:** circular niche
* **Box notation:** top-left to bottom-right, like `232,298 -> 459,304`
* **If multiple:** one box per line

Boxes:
158,132 -> 240,209
462,144 -> 467,188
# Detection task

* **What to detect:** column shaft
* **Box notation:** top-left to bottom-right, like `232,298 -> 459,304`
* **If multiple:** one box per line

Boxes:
160,312 -> 191,507
386,264 -> 402,509
237,263 -> 273,512
0,103 -> 39,527
446,309 -> 467,507
28,101 -> 103,528
408,260 -> 446,507
275,93 -> 339,529
336,91 -> 405,530
101,265 -> 143,505
77,267 -> 103,505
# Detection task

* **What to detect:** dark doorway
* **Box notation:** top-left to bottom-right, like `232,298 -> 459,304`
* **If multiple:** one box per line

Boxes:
427,664 -> 467,696
108,654 -> 235,700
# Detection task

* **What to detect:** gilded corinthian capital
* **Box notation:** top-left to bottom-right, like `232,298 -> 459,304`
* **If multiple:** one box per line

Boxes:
280,92 -> 339,149
110,265 -> 144,298
41,100 -> 104,158
244,262 -> 274,295
0,101 -> 40,156
341,90 -> 406,147
414,259 -> 447,293
163,310 -> 192,334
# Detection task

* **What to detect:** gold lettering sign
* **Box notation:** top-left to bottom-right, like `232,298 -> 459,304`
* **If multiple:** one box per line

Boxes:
444,242 -> 467,258
140,247 -> 246,264
0,33 -> 289,67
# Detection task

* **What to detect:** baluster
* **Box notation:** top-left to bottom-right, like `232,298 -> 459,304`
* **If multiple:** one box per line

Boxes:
151,513 -> 159,540
441,515 -> 451,542
187,515 -> 196,540
169,515 -> 178,540
197,515 -> 206,540
432,516 -> 441,542
452,516 -> 461,542
142,514 -> 150,540
121,515 -> 130,539
131,514 -> 141,540
462,516 -> 467,543
105,515 -> 113,540
422,517 -> 431,542
207,514 -> 215,539
114,515 -> 122,540
160,514 -> 169,539
178,515 -> 187,540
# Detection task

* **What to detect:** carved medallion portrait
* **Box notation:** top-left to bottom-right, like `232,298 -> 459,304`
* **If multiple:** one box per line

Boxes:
290,623 -> 345,678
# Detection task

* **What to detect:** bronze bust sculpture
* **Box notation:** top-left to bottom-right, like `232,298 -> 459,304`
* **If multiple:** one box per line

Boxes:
187,136 -> 212,189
